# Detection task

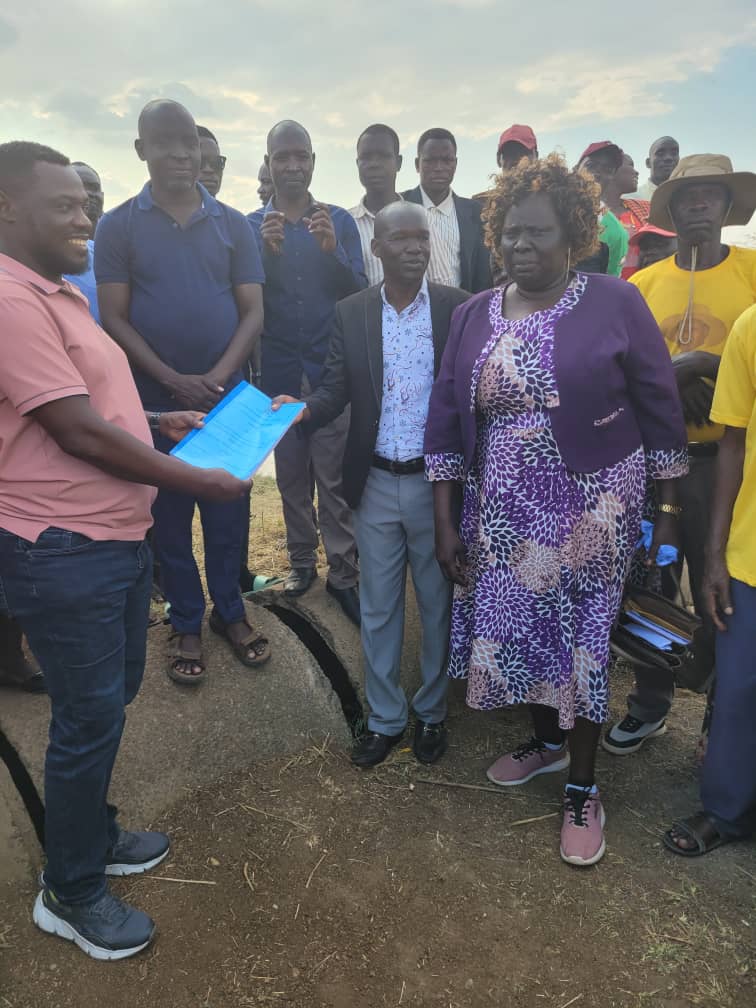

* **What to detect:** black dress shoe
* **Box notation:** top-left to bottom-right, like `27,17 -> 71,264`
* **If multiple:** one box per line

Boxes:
351,730 -> 403,768
326,583 -> 361,627
413,720 -> 448,765
283,567 -> 317,596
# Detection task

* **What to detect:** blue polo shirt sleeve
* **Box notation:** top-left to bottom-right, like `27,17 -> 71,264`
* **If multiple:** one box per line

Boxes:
93,207 -> 131,285
227,207 -> 265,286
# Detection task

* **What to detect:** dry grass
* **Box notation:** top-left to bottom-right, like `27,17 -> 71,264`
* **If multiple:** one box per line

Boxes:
191,475 -> 327,583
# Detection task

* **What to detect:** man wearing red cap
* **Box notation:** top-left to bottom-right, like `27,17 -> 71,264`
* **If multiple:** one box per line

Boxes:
497,124 -> 538,170
473,125 -> 539,204
578,141 -> 629,277
623,224 -> 677,278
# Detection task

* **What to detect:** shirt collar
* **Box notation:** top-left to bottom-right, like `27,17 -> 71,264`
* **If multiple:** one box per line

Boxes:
420,186 -> 455,215
380,275 -> 429,311
135,181 -> 221,217
0,251 -> 73,296
351,194 -> 405,220
351,199 -> 371,220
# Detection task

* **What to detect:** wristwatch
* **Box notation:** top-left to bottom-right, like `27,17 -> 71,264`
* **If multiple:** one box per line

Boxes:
658,503 -> 682,516
146,411 -> 163,432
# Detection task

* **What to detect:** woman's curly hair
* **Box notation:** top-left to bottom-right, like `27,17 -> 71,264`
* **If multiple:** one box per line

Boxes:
483,152 -> 602,272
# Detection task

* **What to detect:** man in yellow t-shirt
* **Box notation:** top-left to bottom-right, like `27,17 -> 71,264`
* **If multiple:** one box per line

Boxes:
604,154 -> 756,757
663,303 -> 756,855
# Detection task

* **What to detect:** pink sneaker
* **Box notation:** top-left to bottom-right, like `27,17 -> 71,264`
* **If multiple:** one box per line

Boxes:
560,788 -> 606,866
486,737 -> 570,786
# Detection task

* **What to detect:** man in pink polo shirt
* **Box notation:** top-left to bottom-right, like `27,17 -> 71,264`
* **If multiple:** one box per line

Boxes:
0,142 -> 250,960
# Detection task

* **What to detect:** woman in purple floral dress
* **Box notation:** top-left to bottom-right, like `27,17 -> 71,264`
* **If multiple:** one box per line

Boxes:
424,155 -> 688,866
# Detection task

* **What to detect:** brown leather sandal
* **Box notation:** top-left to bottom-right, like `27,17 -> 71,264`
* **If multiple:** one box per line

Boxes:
167,633 -> 206,686
208,609 -> 271,668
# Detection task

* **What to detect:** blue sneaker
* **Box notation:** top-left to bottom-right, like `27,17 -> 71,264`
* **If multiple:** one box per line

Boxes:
33,888 -> 155,960
106,829 -> 170,877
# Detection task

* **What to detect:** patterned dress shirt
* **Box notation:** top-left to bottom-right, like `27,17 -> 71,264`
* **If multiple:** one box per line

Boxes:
374,278 -> 434,461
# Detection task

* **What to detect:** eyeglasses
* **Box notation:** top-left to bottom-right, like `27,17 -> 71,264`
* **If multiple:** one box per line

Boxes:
201,155 -> 227,171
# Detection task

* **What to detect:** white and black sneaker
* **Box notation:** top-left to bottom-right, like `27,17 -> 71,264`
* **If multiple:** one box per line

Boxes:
105,828 -> 170,877
33,888 -> 155,961
602,715 -> 667,755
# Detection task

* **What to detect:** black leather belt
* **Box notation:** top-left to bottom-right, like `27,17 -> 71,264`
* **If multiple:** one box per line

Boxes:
688,442 -> 719,458
372,454 -> 425,475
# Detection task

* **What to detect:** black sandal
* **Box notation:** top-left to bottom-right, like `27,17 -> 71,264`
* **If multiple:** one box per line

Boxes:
167,633 -> 206,686
663,812 -> 734,857
208,609 -> 271,668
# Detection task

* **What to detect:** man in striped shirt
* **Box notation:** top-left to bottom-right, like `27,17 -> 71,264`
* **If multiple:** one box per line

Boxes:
349,124 -> 404,287
403,128 -> 491,293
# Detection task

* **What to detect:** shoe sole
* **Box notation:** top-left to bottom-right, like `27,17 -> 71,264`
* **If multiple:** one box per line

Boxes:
486,752 -> 570,786
106,846 -> 170,877
560,806 -> 607,867
32,893 -> 154,961
601,722 -> 667,756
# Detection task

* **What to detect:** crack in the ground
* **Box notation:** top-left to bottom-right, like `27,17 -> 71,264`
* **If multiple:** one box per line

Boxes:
264,604 -> 364,737
0,606 -> 364,844
0,724 -> 44,846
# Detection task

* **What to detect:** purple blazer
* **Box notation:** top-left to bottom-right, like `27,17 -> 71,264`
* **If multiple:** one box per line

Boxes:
424,273 -> 687,474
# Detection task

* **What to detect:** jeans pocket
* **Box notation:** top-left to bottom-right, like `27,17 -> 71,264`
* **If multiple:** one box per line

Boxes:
25,527 -> 95,558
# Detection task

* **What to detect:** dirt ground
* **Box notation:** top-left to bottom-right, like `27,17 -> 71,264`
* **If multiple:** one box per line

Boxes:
3,477 -> 755,1007
2,676 -> 755,1008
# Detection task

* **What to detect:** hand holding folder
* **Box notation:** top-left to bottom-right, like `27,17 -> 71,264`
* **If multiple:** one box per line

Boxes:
170,381 -> 305,479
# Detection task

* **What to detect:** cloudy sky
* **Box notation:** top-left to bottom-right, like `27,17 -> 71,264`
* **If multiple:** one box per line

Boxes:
1,1 -> 755,239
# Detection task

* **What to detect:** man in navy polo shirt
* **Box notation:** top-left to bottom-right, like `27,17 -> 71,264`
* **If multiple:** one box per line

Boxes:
96,99 -> 268,684
248,121 -> 365,624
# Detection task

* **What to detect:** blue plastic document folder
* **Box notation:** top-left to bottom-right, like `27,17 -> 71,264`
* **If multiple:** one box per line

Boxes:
170,381 -> 305,479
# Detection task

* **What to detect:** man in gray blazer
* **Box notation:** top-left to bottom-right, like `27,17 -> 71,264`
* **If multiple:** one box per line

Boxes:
273,202 -> 469,767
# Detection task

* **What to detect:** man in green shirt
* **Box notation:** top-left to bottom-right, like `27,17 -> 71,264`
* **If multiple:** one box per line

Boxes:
578,141 -> 629,276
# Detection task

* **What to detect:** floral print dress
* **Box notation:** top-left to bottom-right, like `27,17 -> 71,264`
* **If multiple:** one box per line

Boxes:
426,277 -> 682,728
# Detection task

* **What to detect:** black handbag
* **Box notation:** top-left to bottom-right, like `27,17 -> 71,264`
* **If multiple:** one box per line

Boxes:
610,585 -> 713,693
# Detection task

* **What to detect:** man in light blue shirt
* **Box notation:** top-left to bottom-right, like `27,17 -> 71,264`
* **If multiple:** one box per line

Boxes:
63,162 -> 103,323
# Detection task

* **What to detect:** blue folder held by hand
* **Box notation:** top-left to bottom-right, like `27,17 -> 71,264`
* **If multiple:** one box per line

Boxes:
170,381 -> 305,479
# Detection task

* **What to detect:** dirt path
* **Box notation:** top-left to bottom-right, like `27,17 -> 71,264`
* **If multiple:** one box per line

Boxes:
2,680 -> 754,1008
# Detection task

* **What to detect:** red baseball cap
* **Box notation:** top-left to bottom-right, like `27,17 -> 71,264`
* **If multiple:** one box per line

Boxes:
497,124 -> 537,153
628,223 -> 676,248
579,141 -> 623,167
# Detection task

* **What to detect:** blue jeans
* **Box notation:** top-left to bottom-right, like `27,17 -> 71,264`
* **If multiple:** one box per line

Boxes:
0,528 -> 152,904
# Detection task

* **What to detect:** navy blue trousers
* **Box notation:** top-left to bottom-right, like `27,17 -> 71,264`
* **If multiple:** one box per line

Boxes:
702,577 -> 756,838
151,434 -> 247,635
152,486 -> 246,636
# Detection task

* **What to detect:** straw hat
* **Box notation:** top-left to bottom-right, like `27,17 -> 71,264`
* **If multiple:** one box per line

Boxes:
649,154 -> 756,228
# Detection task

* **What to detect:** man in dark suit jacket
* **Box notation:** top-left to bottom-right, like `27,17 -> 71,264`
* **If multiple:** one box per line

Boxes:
273,202 -> 469,768
402,127 -> 491,294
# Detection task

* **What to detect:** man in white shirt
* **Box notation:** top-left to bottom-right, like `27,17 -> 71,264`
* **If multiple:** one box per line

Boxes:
402,128 -> 491,293
635,136 -> 680,200
349,124 -> 404,287
273,203 -> 469,767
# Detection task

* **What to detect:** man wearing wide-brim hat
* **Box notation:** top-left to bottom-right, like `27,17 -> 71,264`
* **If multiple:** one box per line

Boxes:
603,153 -> 756,759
